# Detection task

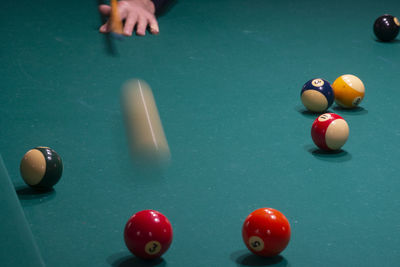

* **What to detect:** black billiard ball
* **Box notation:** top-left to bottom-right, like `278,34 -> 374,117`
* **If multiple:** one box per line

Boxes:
373,14 -> 400,42
20,147 -> 63,190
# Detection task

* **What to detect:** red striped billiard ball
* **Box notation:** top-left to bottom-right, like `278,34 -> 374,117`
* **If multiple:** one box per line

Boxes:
311,113 -> 349,151
124,210 -> 173,259
242,208 -> 291,257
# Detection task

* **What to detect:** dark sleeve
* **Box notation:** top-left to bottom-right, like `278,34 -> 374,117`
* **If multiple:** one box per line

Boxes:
151,0 -> 172,14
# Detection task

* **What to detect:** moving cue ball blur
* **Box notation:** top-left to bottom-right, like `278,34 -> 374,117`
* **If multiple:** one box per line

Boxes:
373,14 -> 400,42
301,78 -> 334,112
242,208 -> 291,257
124,210 -> 173,259
332,74 -> 365,108
122,79 -> 170,165
20,147 -> 63,189
311,113 -> 349,151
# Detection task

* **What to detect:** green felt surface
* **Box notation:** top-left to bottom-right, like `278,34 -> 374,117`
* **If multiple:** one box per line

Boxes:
1,0 -> 400,266
0,156 -> 45,267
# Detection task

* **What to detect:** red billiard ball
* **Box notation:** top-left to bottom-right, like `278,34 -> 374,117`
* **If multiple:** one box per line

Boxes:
311,113 -> 349,151
242,208 -> 291,257
124,210 -> 173,259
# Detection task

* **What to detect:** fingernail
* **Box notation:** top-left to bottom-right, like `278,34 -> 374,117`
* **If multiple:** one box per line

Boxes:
150,26 -> 159,34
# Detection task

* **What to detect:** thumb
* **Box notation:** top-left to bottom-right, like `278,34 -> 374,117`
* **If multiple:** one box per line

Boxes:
99,4 -> 111,16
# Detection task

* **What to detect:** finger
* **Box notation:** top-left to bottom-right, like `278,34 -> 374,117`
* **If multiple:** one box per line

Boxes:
148,17 -> 159,35
99,4 -> 111,16
123,14 -> 138,36
136,16 -> 148,36
99,21 -> 111,33
117,1 -> 130,19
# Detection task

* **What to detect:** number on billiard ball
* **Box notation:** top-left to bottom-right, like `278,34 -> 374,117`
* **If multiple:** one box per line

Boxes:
124,210 -> 173,259
20,147 -> 63,190
301,78 -> 334,113
145,241 -> 161,255
311,113 -> 349,151
242,208 -> 291,257
249,236 -> 264,252
373,14 -> 400,42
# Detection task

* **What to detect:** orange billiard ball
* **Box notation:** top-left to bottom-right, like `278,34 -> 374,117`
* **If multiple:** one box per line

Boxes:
124,210 -> 173,259
242,208 -> 291,257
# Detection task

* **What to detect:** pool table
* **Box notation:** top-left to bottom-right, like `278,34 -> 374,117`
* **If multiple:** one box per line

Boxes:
1,0 -> 400,266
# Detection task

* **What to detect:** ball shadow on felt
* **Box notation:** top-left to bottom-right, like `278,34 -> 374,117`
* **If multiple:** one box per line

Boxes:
15,185 -> 56,205
305,145 -> 352,163
108,252 -> 166,267
230,249 -> 288,267
332,105 -> 368,116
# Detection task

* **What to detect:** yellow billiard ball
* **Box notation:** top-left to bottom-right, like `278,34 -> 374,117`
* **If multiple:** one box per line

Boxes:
332,74 -> 365,108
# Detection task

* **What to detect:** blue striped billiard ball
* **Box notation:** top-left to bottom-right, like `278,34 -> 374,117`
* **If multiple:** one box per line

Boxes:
301,78 -> 334,113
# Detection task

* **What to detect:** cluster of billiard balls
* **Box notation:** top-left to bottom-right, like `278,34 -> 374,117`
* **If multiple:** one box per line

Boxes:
301,75 -> 365,113
300,13 -> 399,151
301,75 -> 364,151
124,208 -> 291,259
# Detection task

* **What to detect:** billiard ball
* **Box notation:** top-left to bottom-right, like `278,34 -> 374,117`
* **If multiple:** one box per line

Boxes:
301,78 -> 334,112
311,113 -> 349,151
122,79 -> 170,165
20,147 -> 63,190
242,208 -> 291,257
332,74 -> 365,108
124,210 -> 173,259
373,14 -> 400,42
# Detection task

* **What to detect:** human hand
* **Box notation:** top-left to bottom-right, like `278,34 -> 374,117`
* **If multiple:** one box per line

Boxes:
99,0 -> 159,36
